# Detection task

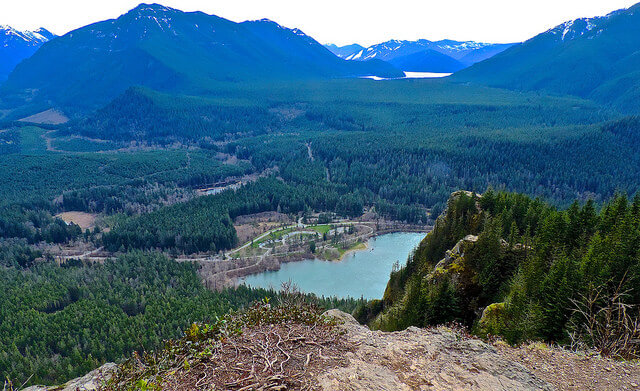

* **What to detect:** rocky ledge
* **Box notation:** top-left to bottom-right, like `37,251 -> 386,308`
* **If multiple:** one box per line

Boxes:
23,363 -> 117,391
22,310 -> 552,391
319,310 -> 552,390
23,309 -> 557,391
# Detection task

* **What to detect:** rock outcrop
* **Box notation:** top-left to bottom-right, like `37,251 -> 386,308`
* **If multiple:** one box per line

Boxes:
26,310 -> 553,391
320,310 -> 553,390
23,363 -> 116,391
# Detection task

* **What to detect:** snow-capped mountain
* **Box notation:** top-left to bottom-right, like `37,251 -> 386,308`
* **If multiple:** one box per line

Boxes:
324,43 -> 365,58
1,3 -> 401,110
455,3 -> 640,113
542,6 -> 633,43
341,39 -> 515,66
0,26 -> 55,80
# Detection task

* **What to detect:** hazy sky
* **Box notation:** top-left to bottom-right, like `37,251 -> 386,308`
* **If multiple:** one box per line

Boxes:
1,0 -> 638,45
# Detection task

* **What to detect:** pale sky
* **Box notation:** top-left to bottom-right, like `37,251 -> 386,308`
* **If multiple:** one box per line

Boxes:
1,0 -> 638,46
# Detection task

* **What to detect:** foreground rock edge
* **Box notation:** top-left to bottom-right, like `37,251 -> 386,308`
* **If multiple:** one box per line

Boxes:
319,309 -> 553,390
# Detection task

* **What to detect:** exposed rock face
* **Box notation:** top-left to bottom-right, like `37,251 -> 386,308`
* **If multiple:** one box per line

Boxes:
25,311 -> 553,391
431,234 -> 478,277
23,363 -> 116,391
320,310 -> 553,390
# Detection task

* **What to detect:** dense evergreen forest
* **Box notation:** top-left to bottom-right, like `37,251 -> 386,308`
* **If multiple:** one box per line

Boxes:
2,80 -> 638,244
65,80 -> 640,214
0,251 -> 362,386
366,190 -> 640,358
2,78 -> 640,384
102,177 -> 365,254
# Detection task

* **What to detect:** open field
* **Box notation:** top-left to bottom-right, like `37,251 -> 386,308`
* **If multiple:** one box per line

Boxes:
18,109 -> 69,125
55,211 -> 97,230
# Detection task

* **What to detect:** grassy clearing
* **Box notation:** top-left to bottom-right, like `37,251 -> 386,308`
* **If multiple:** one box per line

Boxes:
254,227 -> 295,245
309,224 -> 332,234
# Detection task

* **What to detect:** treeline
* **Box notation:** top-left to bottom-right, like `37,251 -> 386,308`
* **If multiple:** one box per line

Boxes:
0,205 -> 82,244
226,114 -> 640,224
67,86 -> 374,145
102,177 -> 366,254
68,87 -> 281,144
308,119 -> 640,210
0,149 -> 247,207
0,149 -> 252,246
228,138 -> 429,224
0,240 -> 43,268
0,251 -> 363,387
368,189 -> 640,357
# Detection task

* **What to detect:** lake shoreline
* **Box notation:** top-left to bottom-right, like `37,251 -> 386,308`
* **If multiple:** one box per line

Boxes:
336,241 -> 368,261
196,224 -> 430,291
239,232 -> 427,299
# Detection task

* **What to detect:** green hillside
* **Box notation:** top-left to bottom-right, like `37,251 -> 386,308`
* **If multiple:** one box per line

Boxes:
454,3 -> 640,113
365,189 -> 640,358
0,4 -> 400,114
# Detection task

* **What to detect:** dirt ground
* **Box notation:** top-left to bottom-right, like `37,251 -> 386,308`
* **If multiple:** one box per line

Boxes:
18,108 -> 69,125
55,211 -> 97,230
494,342 -> 640,391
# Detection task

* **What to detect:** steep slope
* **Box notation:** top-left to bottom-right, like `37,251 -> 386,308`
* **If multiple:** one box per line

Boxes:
0,26 -> 54,81
345,39 -> 515,66
0,3 -> 401,112
324,43 -> 364,58
388,49 -> 466,72
39,301 -> 551,391
25,307 -> 640,390
365,189 -> 640,357
454,3 -> 640,113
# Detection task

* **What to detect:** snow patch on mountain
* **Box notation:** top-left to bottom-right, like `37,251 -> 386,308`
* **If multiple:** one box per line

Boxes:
544,4 -> 637,43
0,25 -> 53,47
341,39 -> 515,67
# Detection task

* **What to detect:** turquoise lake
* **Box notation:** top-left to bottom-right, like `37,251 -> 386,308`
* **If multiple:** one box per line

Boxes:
241,232 -> 425,299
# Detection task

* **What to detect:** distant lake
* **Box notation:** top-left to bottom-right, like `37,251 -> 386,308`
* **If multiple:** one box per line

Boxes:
403,71 -> 452,78
361,72 -> 452,81
241,232 -> 425,299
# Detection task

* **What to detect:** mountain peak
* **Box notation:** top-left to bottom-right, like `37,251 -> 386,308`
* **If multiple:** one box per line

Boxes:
1,4 -> 402,109
33,27 -> 55,40
542,2 -> 639,43
0,25 -> 55,81
130,3 -> 176,14
454,2 -> 640,113
0,25 -> 54,44
243,18 -> 288,30
343,38 -> 514,66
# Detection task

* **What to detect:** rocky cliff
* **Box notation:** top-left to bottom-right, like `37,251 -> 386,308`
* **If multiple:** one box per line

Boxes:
319,310 -> 551,390
24,306 -> 640,390
23,309 -> 551,390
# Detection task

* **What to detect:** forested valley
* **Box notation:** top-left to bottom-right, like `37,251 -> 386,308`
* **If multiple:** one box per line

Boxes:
1,79 -> 640,386
0,251 -> 363,385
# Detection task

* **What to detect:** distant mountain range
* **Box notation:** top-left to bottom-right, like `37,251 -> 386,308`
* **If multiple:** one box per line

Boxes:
388,50 -> 466,73
325,39 -> 515,73
0,26 -> 54,81
454,3 -> 640,113
325,43 -> 365,58
3,2 -> 640,115
0,3 -> 401,112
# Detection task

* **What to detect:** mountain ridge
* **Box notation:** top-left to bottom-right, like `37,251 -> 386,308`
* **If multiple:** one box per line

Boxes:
454,2 -> 640,113
0,3 -> 401,113
324,43 -> 365,58
388,49 -> 466,73
0,25 -> 55,81
342,39 -> 515,66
